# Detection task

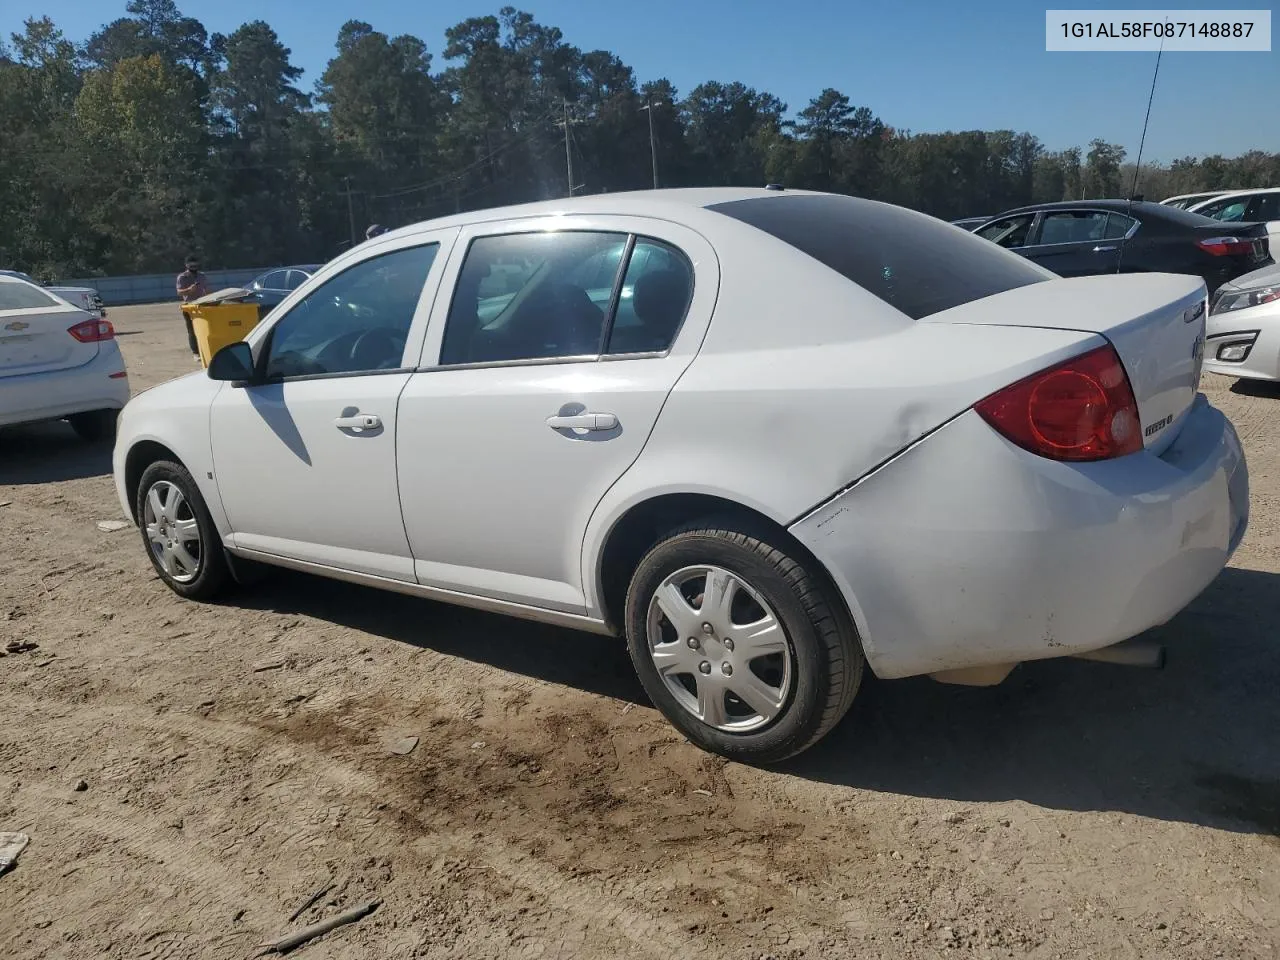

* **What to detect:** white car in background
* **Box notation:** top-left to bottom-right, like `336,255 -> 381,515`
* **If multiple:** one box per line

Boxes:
1160,190 -> 1235,210
112,188 -> 1247,764
1188,188 -> 1280,241
0,273 -> 129,440
0,269 -> 107,320
1204,262 -> 1280,382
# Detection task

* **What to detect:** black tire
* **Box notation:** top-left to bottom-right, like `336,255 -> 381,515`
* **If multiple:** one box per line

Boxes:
624,518 -> 863,764
68,409 -> 118,442
135,460 -> 231,602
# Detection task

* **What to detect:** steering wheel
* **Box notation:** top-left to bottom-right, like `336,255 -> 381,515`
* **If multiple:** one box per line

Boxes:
348,327 -> 406,370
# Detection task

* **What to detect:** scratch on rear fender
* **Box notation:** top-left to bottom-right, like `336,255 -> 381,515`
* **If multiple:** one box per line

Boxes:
813,505 -> 849,533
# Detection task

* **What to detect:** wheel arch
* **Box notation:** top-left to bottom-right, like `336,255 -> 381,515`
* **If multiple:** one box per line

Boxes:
592,491 -> 863,651
123,439 -> 183,521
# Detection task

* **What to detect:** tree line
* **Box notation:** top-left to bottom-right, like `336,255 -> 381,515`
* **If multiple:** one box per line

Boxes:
3,0 -> 1278,279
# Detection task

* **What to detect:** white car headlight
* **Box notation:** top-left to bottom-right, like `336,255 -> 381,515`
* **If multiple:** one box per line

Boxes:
1212,285 -> 1279,315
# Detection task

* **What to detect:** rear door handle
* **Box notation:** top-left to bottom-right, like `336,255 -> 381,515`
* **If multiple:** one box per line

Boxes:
334,413 -> 381,431
1093,245 -> 1118,252
546,412 -> 617,431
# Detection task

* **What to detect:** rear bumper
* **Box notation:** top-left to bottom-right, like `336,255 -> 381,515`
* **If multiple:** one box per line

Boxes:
790,395 -> 1248,680
0,343 -> 130,428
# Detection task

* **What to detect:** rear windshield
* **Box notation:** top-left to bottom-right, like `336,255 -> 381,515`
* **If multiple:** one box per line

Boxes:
708,194 -> 1049,319
0,281 -> 59,311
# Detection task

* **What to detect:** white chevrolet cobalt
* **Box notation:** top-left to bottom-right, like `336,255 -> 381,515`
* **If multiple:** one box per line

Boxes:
112,188 -> 1249,763
1,272 -> 129,440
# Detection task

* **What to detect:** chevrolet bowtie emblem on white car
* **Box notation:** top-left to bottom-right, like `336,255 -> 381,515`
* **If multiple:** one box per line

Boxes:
3,320 -> 30,332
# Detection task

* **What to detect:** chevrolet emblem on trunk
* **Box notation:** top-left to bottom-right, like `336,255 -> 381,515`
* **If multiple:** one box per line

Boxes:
3,321 -> 30,331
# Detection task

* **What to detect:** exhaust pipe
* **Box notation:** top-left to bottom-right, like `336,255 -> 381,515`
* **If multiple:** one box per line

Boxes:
1072,639 -> 1165,669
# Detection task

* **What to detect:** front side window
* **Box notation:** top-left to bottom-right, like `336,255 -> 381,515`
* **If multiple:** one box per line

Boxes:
440,231 -> 627,366
264,243 -> 438,380
1036,210 -> 1109,245
284,270 -> 309,290
975,215 -> 1034,249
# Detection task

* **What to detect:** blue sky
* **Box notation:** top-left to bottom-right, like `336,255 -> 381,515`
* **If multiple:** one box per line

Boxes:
7,0 -> 1276,162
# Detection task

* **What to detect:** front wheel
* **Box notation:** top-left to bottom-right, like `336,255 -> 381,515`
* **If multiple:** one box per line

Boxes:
135,460 -> 230,601
624,520 -> 863,764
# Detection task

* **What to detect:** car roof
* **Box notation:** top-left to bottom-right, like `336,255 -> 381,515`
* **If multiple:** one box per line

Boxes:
993,199 -> 1167,216
372,187 -> 816,243
1190,186 -> 1280,202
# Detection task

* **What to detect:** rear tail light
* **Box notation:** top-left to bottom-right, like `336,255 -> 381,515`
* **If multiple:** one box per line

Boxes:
1197,236 -> 1255,257
975,344 -> 1142,462
68,319 -> 115,342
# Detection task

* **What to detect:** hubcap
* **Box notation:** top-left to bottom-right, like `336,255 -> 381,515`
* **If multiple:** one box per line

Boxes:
142,480 -> 202,584
645,565 -> 793,733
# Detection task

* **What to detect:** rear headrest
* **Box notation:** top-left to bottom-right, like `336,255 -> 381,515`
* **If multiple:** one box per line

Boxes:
633,270 -> 689,323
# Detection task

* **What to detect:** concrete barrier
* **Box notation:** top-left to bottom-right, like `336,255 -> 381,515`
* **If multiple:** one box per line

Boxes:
60,268 -> 269,307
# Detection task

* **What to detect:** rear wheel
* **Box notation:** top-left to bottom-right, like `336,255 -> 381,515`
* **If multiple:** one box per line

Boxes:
68,409 -> 118,442
624,519 -> 863,764
135,460 -> 230,601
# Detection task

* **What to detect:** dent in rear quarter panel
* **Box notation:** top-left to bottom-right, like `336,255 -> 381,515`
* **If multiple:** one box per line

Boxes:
579,322 -> 1099,616
790,401 -> 1242,679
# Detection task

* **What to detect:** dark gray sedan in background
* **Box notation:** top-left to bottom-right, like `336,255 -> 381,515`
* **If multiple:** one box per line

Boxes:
247,264 -> 321,315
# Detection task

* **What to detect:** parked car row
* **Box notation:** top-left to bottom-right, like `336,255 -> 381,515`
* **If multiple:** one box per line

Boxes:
0,269 -> 106,320
970,199 -> 1270,295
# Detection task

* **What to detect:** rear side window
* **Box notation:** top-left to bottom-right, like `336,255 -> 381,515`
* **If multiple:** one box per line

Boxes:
709,195 -> 1048,320
0,282 -> 59,310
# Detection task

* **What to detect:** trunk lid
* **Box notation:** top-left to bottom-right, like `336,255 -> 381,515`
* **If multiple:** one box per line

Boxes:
0,282 -> 98,378
1190,220 -> 1271,269
921,273 -> 1207,455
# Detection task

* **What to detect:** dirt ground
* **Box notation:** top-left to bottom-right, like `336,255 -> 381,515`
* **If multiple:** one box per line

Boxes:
1,303 -> 1278,960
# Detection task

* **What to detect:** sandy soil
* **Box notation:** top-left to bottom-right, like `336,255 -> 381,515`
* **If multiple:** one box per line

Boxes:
2,303 -> 1278,960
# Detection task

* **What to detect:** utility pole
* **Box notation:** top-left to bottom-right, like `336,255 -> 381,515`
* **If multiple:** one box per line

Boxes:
556,100 -> 584,197
565,99 -> 576,197
340,177 -> 357,248
641,98 -> 659,189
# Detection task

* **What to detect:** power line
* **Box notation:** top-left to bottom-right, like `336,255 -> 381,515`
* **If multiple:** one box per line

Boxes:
369,115 -> 558,200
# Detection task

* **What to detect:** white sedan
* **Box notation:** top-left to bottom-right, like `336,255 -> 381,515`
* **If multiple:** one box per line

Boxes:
1,273 -> 129,440
0,269 -> 107,320
1204,262 -> 1280,382
111,188 -> 1248,763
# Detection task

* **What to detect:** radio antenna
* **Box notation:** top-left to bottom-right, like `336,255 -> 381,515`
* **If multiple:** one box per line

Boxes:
1129,38 -> 1164,203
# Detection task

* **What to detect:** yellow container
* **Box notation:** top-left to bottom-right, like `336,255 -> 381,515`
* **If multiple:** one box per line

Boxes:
183,301 -> 262,367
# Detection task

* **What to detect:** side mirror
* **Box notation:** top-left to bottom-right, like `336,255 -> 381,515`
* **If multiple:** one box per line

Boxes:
207,341 -> 255,383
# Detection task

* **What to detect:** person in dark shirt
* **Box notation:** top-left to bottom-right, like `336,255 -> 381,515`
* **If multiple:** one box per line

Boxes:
176,255 -> 209,361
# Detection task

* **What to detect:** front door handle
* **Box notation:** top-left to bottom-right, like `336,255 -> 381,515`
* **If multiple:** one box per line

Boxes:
334,413 -> 381,431
1093,244 -> 1118,252
546,412 -> 617,431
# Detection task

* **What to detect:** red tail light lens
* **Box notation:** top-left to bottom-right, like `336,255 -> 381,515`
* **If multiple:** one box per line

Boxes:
975,344 -> 1142,462
68,319 -> 115,342
1197,236 -> 1255,257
